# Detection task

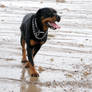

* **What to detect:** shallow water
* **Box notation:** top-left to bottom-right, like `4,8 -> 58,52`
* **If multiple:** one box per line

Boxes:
0,0 -> 92,92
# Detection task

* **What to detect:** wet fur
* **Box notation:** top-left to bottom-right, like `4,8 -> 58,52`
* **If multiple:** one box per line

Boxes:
20,8 -> 60,77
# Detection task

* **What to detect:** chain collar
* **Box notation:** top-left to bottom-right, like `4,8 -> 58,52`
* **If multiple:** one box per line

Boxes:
32,17 -> 48,40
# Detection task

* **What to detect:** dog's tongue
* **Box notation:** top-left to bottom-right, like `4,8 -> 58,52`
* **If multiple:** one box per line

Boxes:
50,22 -> 61,29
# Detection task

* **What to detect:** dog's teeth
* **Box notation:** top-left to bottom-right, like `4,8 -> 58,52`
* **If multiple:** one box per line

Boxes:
48,22 -> 52,26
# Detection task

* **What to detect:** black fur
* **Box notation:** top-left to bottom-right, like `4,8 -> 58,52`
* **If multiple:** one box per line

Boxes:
20,8 -> 60,66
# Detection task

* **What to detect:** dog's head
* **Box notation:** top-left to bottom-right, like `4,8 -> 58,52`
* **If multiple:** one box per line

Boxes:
36,8 -> 61,31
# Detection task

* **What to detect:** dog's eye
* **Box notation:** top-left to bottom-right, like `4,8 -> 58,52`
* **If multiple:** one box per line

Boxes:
50,15 -> 53,17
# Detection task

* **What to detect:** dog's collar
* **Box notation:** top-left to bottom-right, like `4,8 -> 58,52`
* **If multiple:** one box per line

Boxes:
32,17 -> 48,40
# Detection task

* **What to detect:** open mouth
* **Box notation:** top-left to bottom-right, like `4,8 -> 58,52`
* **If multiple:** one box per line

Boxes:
47,22 -> 60,30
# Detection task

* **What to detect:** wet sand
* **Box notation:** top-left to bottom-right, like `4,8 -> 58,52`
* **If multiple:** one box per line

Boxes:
0,0 -> 92,92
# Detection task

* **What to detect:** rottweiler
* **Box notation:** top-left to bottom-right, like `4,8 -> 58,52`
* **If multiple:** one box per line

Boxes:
20,8 -> 61,77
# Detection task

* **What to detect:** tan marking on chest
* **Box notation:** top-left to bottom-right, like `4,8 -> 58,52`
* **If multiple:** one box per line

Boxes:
30,40 -> 38,46
30,40 -> 45,46
40,41 -> 45,45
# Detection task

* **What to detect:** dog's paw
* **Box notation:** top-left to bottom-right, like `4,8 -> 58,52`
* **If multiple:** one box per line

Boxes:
27,62 -> 39,77
31,72 -> 39,77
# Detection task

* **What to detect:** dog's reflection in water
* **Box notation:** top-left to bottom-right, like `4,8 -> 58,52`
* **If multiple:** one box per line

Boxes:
20,66 -> 41,92
20,83 -> 41,92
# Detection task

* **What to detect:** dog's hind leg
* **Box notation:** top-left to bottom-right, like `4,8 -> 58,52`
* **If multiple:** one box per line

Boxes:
20,33 -> 27,63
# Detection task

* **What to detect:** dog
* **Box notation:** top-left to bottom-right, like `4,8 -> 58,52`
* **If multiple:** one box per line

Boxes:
20,8 -> 61,77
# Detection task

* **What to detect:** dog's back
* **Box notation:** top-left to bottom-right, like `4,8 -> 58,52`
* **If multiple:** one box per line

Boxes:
22,13 -> 34,24
20,13 -> 35,40
20,13 -> 35,33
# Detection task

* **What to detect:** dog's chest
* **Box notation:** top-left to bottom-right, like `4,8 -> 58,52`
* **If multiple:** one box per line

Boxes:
30,40 -> 45,46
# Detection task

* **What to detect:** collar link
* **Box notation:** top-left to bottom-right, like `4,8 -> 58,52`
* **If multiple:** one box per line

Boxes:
32,17 -> 48,40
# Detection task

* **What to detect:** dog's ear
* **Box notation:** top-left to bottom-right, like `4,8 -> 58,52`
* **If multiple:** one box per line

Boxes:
36,9 -> 42,18
36,8 -> 50,18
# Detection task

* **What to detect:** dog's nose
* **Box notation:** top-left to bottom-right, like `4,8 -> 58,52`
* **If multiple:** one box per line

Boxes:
56,15 -> 61,22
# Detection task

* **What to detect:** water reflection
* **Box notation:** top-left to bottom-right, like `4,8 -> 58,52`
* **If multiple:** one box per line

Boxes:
20,67 -> 41,92
56,0 -> 65,3
20,83 -> 41,92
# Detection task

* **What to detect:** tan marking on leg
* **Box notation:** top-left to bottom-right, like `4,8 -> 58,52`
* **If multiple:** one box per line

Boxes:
22,39 -> 27,63
25,61 -> 39,77
40,41 -> 45,45
32,49 -> 35,59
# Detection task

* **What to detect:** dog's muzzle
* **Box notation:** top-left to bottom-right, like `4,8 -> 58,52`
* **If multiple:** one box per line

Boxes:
47,15 -> 61,30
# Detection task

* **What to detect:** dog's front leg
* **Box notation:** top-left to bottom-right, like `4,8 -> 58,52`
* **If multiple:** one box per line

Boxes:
26,44 -> 39,77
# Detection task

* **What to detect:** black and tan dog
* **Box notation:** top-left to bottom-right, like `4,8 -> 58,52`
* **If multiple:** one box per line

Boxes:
20,8 -> 61,77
